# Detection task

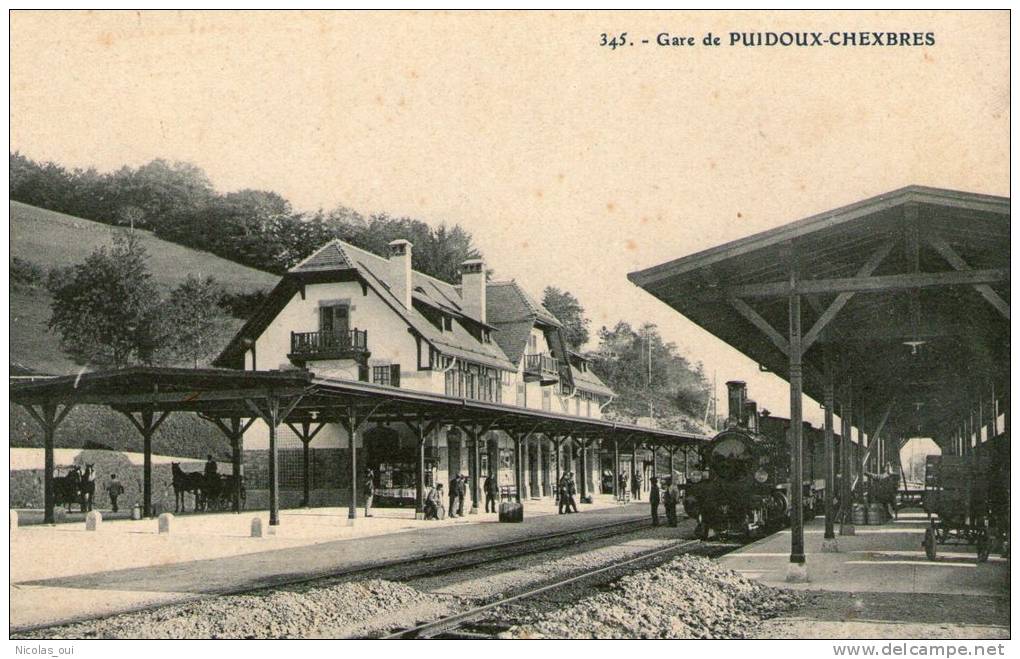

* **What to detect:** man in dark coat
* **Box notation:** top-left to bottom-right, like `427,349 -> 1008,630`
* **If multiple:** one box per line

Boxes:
663,477 -> 679,527
484,473 -> 499,513
448,475 -> 461,518
565,472 -> 579,513
649,476 -> 660,526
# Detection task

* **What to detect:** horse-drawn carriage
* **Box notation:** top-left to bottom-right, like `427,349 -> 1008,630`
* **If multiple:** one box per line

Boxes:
53,464 -> 96,513
171,463 -> 246,512
922,454 -> 996,562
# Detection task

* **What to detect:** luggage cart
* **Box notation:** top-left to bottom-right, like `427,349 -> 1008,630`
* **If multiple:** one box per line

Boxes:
922,455 -> 991,562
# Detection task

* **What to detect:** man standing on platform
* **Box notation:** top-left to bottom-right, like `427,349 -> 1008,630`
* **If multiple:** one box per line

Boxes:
663,477 -> 679,527
649,476 -> 660,526
484,473 -> 498,513
448,475 -> 461,518
363,468 -> 375,518
565,472 -> 579,513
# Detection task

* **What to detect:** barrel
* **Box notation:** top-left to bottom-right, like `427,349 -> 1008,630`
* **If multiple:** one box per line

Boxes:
498,501 -> 524,523
851,503 -> 868,525
867,503 -> 886,525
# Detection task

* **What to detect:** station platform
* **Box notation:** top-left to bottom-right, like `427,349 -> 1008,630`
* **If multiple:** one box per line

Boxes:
719,511 -> 1010,638
10,495 -> 648,631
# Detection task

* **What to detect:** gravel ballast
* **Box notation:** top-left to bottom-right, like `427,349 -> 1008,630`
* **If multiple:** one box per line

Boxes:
503,554 -> 801,639
15,579 -> 454,639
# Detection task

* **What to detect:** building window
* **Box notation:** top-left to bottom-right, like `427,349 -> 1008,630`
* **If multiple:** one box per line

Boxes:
373,365 -> 401,387
575,396 -> 581,416
528,334 -> 538,352
443,315 -> 453,332
542,388 -> 551,411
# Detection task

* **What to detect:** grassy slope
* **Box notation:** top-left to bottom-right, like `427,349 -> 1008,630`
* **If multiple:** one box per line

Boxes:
9,202 -> 278,456
10,201 -> 278,375
11,201 -> 279,292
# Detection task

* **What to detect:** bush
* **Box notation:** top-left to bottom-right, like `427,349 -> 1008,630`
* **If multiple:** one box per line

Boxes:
10,257 -> 45,287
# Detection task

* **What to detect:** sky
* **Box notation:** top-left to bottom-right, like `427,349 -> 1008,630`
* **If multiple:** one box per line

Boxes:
9,10 -> 1009,430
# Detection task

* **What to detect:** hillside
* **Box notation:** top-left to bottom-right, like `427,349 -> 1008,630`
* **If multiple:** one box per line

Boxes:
11,201 -> 280,293
9,202 -> 278,457
10,201 -> 278,376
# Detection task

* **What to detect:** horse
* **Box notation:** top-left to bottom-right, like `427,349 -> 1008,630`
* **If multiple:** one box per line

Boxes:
53,466 -> 81,512
213,474 -> 246,511
171,463 -> 205,513
79,464 -> 96,513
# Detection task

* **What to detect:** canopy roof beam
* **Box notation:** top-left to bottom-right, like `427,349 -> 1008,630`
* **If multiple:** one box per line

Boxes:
927,233 -> 1010,320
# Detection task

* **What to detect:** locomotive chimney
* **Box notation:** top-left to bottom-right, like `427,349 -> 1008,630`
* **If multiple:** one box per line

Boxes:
744,399 -> 758,433
726,380 -> 747,427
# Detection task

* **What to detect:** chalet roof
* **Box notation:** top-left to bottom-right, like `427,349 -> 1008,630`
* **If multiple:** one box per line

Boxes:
215,239 -> 514,371
486,280 -> 563,365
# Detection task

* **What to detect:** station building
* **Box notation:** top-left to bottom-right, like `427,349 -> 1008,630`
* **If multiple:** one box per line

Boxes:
212,238 -> 615,508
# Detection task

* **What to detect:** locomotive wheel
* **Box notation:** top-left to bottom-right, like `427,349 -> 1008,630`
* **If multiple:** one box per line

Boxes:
923,526 -> 937,561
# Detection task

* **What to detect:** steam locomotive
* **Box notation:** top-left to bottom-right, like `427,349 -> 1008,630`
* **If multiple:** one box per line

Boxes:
683,381 -> 841,541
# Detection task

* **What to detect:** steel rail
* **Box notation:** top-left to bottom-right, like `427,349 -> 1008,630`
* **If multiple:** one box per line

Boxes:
382,539 -> 700,639
11,515 -> 654,635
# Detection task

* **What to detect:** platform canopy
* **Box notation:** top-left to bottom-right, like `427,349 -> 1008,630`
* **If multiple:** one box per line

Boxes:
628,186 -> 1010,451
9,366 -> 708,445
11,365 -> 709,525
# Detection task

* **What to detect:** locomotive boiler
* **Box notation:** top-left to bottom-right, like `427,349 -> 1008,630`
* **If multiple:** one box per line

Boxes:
683,381 -> 829,540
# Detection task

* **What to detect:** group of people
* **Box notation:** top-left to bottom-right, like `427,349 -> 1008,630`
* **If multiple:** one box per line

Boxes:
420,473 -> 472,520
648,476 -> 681,527
557,472 -> 579,514
612,470 -> 645,500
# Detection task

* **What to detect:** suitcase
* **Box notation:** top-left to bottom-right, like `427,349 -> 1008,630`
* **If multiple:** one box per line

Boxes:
498,501 -> 524,523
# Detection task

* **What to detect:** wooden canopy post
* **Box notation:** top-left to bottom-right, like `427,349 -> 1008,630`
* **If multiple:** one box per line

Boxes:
403,414 -> 439,520
512,431 -> 523,503
629,439 -> 637,498
21,400 -> 75,524
787,259 -> 807,579
336,403 -> 385,523
285,419 -> 326,508
465,425 -> 480,514
822,359 -> 837,550
246,393 -> 303,526
578,437 -> 589,502
552,435 -> 563,497
121,407 -> 172,518
840,383 -> 855,536
206,415 -> 257,513
613,438 -> 621,499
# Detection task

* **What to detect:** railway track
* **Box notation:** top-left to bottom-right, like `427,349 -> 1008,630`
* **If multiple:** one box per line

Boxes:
380,538 -> 739,639
12,514 -> 658,635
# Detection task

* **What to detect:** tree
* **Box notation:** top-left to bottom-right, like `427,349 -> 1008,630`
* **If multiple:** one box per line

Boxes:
111,159 -> 215,231
589,321 -> 711,431
542,286 -> 590,349
47,232 -> 160,368
155,275 -> 231,367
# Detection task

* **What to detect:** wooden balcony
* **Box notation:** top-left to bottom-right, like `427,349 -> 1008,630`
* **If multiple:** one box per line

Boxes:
289,329 -> 369,364
523,352 -> 559,385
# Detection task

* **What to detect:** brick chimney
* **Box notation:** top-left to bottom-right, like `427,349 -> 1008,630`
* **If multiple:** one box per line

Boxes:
460,259 -> 486,323
388,239 -> 413,309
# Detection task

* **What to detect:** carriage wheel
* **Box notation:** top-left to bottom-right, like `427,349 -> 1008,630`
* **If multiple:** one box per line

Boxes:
695,522 -> 709,541
977,533 -> 990,563
923,525 -> 937,561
